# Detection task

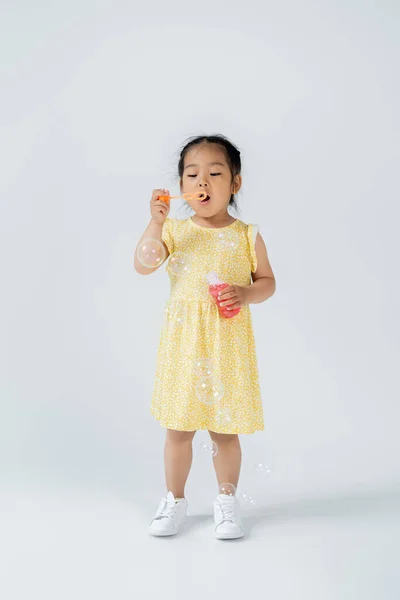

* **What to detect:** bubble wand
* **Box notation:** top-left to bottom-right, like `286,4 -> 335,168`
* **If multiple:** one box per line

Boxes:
158,191 -> 207,204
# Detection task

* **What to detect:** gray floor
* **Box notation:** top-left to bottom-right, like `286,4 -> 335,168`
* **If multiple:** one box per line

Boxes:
1,482 -> 399,600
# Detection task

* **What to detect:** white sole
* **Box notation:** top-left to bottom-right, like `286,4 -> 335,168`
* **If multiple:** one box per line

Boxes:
149,518 -> 186,537
216,530 -> 244,540
149,529 -> 177,537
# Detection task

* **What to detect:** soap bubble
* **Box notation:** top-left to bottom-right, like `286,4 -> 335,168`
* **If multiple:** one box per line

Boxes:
167,252 -> 192,277
219,482 -> 236,496
240,490 -> 257,506
137,238 -> 166,268
193,358 -> 214,378
164,302 -> 187,329
255,462 -> 271,475
215,407 -> 232,427
195,376 -> 224,406
199,441 -> 218,458
216,229 -> 239,251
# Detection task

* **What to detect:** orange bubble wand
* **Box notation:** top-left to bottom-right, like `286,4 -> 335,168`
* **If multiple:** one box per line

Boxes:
158,191 -> 207,204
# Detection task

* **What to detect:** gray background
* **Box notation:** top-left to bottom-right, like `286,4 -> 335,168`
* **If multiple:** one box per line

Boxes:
1,0 -> 399,598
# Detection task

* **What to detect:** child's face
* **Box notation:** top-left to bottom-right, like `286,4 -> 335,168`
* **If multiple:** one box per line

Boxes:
180,143 -> 241,216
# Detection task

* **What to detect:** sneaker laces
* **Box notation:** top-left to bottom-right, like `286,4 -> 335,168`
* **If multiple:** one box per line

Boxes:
219,499 -> 236,522
155,497 -> 177,521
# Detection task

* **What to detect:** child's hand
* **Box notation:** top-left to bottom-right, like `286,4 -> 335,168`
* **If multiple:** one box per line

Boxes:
217,285 -> 249,310
150,189 -> 170,224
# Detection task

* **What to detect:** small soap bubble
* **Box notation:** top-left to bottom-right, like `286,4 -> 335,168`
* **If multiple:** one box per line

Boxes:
215,407 -> 232,427
200,441 -> 218,458
137,238 -> 166,268
167,252 -> 192,277
164,302 -> 187,329
240,490 -> 257,506
216,230 -> 239,251
193,358 -> 214,378
219,482 -> 236,496
255,462 -> 271,474
195,376 -> 224,406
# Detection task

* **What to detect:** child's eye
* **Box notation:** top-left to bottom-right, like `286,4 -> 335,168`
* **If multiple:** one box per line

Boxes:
187,173 -> 221,178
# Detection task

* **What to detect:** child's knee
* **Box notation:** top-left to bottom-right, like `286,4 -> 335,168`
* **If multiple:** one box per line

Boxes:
166,429 -> 196,445
208,430 -> 239,445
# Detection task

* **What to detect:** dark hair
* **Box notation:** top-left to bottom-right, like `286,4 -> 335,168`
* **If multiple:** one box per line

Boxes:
176,134 -> 242,216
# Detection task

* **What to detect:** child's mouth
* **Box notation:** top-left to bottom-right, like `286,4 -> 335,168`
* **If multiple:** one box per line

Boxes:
201,195 -> 211,204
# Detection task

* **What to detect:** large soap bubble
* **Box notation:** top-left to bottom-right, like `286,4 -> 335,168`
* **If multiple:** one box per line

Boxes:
137,238 -> 166,268
167,252 -> 192,277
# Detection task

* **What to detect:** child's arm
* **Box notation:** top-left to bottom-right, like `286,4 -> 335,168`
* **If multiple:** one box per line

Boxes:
134,219 -> 170,275
217,233 -> 276,309
247,233 -> 276,303
134,189 -> 171,275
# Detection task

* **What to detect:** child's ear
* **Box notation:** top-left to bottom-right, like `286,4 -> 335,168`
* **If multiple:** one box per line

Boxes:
233,175 -> 242,193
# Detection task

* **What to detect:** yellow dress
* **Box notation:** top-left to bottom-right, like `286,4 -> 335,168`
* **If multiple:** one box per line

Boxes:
150,216 -> 264,434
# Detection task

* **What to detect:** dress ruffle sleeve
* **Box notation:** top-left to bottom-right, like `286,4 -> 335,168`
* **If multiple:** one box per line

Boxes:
247,223 -> 260,273
161,218 -> 174,255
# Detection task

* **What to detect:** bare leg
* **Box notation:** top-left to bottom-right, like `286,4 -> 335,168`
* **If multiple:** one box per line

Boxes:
208,431 -> 242,491
164,429 -> 196,498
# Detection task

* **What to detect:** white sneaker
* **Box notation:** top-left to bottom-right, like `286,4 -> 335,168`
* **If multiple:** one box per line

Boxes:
214,494 -> 244,539
149,491 -> 188,537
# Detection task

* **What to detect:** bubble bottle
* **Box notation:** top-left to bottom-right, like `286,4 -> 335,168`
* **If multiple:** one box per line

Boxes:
206,271 -> 241,319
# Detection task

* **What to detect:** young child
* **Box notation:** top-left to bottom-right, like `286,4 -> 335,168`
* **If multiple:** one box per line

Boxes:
134,134 -> 276,539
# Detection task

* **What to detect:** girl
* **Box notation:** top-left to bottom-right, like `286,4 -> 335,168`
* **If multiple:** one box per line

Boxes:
134,134 -> 276,539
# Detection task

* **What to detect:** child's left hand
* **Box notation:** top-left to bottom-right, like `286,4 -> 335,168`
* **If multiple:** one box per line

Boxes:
217,285 -> 249,310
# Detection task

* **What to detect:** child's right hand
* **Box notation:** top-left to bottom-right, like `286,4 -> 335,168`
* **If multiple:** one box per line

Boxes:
150,189 -> 170,224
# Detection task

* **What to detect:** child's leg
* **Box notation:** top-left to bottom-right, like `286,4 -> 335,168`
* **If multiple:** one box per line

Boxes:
208,431 -> 242,490
164,428 -> 196,498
